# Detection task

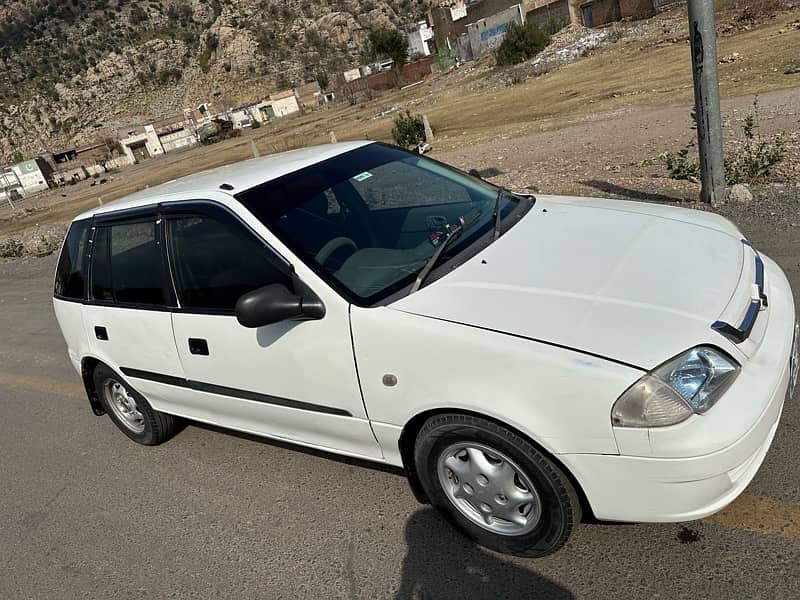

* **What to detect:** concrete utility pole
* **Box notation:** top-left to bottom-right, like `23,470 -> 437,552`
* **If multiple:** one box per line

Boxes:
687,0 -> 726,204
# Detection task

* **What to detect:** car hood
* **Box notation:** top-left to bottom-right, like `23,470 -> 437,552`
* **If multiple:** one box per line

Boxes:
389,195 -> 746,370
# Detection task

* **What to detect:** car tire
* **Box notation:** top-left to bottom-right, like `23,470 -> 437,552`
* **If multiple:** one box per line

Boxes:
93,363 -> 178,446
414,413 -> 581,557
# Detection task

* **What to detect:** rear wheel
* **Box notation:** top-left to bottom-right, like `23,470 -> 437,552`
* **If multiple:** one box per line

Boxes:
93,363 -> 178,445
414,413 -> 581,557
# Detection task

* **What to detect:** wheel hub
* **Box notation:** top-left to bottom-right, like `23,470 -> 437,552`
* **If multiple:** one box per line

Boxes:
436,442 -> 542,536
103,379 -> 145,433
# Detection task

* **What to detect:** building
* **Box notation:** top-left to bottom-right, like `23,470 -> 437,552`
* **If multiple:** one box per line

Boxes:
568,0 -> 656,27
366,56 -> 438,91
461,5 -> 525,61
119,125 -> 165,164
526,0 -> 571,29
152,115 -> 198,153
0,158 -> 53,201
433,0 -> 659,60
295,81 -> 323,111
46,141 -> 124,185
431,0 -> 532,52
229,100 -> 272,128
407,20 -> 436,57
268,90 -> 301,118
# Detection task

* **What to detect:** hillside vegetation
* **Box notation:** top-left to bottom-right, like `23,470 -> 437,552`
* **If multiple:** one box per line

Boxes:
0,0 -> 428,161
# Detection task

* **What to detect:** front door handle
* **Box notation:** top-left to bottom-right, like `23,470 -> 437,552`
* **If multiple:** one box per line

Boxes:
188,338 -> 209,356
94,326 -> 108,341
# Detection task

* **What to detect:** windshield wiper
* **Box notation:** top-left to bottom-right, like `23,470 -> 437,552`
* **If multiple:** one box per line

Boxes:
410,212 -> 481,293
492,189 -> 503,241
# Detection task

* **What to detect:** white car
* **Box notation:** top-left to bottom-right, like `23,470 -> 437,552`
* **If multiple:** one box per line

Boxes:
53,141 -> 798,556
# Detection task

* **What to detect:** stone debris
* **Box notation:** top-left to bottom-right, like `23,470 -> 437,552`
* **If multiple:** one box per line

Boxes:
719,52 -> 743,64
726,183 -> 753,204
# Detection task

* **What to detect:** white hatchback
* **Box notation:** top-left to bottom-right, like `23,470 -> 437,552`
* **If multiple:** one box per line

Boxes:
53,142 -> 798,556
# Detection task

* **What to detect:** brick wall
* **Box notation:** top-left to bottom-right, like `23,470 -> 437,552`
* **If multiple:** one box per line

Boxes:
367,57 -> 436,91
526,0 -> 570,29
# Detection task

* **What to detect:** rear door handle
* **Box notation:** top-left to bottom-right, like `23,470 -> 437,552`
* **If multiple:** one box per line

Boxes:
188,338 -> 209,355
94,326 -> 108,341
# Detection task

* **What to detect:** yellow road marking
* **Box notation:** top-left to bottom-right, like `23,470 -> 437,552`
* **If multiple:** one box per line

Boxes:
705,493 -> 800,540
0,371 -> 84,399
2,371 -> 799,540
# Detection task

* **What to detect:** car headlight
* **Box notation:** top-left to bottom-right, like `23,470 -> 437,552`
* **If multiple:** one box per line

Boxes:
612,347 -> 740,427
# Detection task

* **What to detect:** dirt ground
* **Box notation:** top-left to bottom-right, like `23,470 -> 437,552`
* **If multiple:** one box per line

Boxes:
2,5 -> 798,240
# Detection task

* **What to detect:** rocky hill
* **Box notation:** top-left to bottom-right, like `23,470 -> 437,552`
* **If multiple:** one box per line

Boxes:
0,0 -> 430,162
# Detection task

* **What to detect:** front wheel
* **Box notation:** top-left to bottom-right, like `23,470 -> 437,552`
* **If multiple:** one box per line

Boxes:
414,414 -> 581,557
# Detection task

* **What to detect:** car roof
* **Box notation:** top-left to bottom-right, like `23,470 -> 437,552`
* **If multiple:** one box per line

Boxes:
74,140 -> 373,221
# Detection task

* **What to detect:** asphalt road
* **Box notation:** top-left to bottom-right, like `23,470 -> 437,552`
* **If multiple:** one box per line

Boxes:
2,241 -> 799,599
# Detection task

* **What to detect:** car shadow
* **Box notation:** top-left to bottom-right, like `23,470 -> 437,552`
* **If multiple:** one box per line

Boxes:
580,180 -> 690,204
396,508 -> 574,600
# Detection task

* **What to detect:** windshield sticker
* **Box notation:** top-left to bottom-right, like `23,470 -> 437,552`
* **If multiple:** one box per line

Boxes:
352,171 -> 373,182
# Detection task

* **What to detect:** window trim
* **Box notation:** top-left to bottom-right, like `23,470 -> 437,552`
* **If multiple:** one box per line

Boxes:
162,200 -> 296,316
76,200 -> 298,314
53,218 -> 93,303
87,207 -> 176,311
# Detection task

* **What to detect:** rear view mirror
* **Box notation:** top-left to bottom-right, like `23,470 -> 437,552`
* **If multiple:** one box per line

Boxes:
235,283 -> 324,328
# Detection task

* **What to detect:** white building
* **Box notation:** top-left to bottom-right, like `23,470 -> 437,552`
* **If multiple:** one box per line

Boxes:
0,158 -> 52,201
343,68 -> 362,82
119,125 -> 165,163
229,101 -> 272,128
407,21 -> 435,57
449,0 -> 468,21
268,90 -> 301,118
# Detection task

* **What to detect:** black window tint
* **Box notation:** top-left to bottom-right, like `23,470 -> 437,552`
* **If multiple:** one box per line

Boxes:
108,221 -> 165,305
90,227 -> 113,302
168,216 -> 290,310
54,219 -> 91,299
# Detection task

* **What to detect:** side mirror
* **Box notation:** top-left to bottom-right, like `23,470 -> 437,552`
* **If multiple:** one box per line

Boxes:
235,282 -> 325,328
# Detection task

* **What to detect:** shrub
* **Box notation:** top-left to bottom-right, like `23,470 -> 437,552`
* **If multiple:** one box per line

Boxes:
0,238 -> 24,258
496,22 -> 550,67
392,111 -> 426,147
659,98 -> 786,185
658,145 -> 701,181
725,98 -> 785,184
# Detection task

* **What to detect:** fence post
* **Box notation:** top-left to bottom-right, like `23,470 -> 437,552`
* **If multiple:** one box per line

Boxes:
422,115 -> 434,143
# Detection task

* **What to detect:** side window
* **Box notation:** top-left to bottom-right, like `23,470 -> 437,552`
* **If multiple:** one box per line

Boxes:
90,220 -> 166,306
168,215 -> 290,311
90,227 -> 113,301
54,219 -> 91,299
275,190 -> 349,255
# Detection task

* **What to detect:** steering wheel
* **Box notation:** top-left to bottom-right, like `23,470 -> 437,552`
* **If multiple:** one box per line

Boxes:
315,237 -> 358,266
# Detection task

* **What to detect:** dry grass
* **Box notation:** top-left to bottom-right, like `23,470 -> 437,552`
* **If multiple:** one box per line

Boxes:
2,7 -> 799,236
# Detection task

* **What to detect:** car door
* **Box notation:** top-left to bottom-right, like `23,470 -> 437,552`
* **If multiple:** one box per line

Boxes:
82,209 -> 186,412
162,202 -> 382,460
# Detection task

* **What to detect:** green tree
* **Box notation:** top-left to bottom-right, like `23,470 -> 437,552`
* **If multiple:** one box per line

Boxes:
368,27 -> 408,66
315,70 -> 329,91
495,22 -> 550,66
367,27 -> 409,88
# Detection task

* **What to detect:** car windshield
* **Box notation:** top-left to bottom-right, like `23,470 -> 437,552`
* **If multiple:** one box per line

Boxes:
236,143 -> 526,305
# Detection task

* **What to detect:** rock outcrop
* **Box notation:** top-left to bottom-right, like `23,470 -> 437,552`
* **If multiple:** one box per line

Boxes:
0,0 -> 430,162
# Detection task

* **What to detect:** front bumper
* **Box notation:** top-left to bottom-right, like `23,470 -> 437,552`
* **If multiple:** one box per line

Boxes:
560,255 -> 796,523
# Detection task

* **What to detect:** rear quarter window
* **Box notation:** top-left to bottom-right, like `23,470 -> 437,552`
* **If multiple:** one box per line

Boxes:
54,219 -> 91,300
